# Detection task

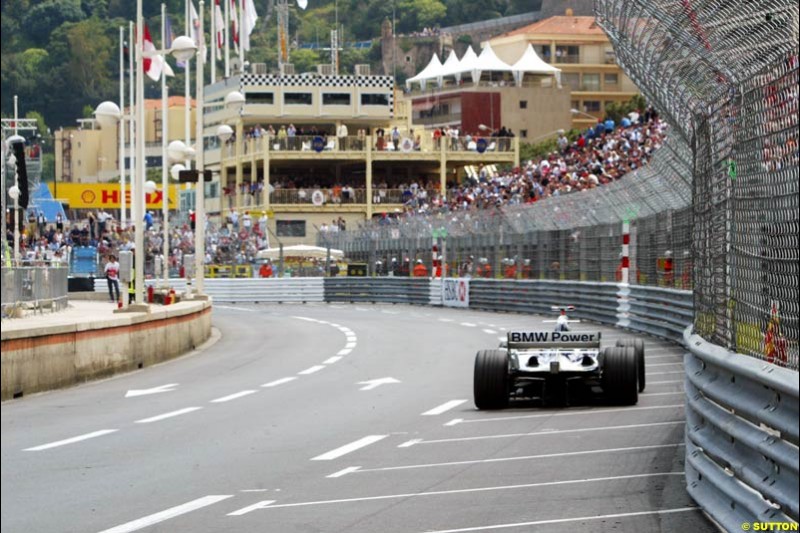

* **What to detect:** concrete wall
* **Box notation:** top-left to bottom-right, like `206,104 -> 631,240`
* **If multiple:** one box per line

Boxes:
1,301 -> 211,401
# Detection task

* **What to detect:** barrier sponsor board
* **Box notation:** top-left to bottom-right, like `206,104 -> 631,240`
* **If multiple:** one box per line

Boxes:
442,277 -> 469,308
48,183 -> 179,209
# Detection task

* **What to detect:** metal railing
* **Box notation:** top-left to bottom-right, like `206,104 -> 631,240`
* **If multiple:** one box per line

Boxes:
1,266 -> 69,317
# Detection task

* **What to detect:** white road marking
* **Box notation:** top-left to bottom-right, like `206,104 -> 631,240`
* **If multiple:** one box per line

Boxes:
330,305 -> 345,309
646,371 -> 685,376
125,383 -> 179,398
324,356 -> 343,364
649,362 -> 684,367
498,327 -> 507,331
382,310 -> 400,315
454,404 -> 684,425
444,418 -> 463,427
327,466 -> 362,478
261,377 -> 297,388
649,380 -> 684,385
227,473 -> 685,513
292,316 -> 319,322
328,323 -> 341,328
337,348 -> 352,356
355,307 -> 369,312
215,305 -> 254,312
345,342 -> 357,349
298,365 -> 325,375
460,322 -> 477,327
346,335 -> 357,342
311,435 -> 388,461
402,421 -> 683,446
422,400 -> 468,416
23,429 -> 119,452
482,329 -> 497,334
97,495 -> 233,533
211,390 -> 258,403
227,500 -> 277,516
438,318 -> 454,322
135,407 -> 202,424
357,377 -> 401,391
345,443 -> 685,475
398,439 -> 422,448
423,507 -> 700,533
648,355 -> 684,360
642,391 -> 684,396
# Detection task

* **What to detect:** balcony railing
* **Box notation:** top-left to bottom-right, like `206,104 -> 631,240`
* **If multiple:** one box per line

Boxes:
223,187 -> 445,206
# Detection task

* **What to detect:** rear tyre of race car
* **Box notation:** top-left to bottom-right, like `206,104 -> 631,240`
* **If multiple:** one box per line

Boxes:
474,350 -> 509,410
616,338 -> 646,392
601,346 -> 638,405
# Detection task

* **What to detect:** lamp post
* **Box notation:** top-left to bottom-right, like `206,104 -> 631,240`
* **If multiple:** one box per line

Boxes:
571,108 -> 597,121
5,133 -> 25,264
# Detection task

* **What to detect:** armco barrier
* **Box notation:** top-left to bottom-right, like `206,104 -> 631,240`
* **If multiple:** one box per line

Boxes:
324,277 -> 432,305
684,328 -> 799,528
94,278 -> 324,303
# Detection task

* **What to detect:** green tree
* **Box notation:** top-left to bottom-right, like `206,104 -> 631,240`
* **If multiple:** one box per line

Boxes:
290,49 -> 322,73
22,0 -> 84,46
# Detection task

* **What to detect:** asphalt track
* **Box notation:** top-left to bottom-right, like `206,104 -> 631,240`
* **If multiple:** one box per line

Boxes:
1,304 -> 717,533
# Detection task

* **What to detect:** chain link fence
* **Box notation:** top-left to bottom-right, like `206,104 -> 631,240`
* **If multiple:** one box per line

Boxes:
596,0 -> 798,369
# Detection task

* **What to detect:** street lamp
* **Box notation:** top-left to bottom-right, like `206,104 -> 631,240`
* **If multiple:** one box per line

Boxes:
571,108 -> 597,121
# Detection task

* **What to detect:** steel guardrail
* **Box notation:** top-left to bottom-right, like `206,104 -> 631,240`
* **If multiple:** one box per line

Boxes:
684,328 -> 799,529
2,266 -> 69,316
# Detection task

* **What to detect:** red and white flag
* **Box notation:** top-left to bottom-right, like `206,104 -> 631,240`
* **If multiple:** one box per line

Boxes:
240,0 -> 258,52
230,0 -> 239,53
143,24 -> 165,81
215,0 -> 225,60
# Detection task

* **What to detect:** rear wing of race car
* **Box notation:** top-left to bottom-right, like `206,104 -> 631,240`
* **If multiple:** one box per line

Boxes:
507,330 -> 602,349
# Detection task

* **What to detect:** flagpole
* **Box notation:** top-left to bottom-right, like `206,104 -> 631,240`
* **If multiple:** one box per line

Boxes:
210,1 -> 216,84
135,0 -> 146,305
129,21 -> 136,231
185,0 -> 192,171
238,0 -> 244,71
119,26 -> 127,228
195,0 -> 206,294
161,2 -> 170,286
224,0 -> 230,77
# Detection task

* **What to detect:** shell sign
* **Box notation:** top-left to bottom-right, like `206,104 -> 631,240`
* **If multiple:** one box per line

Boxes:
48,183 -> 180,209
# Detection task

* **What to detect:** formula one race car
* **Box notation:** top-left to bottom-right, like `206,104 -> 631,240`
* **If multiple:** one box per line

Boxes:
473,307 -> 646,409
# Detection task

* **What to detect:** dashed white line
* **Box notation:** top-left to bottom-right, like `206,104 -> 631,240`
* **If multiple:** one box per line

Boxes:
225,473 -> 685,515
444,418 -> 463,427
211,390 -> 258,403
98,495 -> 233,533
337,348 -> 352,356
382,310 -> 400,315
423,507 -> 700,533
482,329 -> 497,334
438,318 -> 454,323
422,400 -> 468,416
23,429 -> 119,452
327,466 -> 362,478
400,421 -> 683,446
344,342 -> 357,349
215,305 -> 254,312
261,377 -> 297,388
135,407 -> 202,424
292,316 -> 320,322
311,435 -> 388,461
324,356 -> 343,364
460,322 -> 477,327
298,365 -> 325,375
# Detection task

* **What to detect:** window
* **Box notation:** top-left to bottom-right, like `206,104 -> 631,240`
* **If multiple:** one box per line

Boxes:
604,73 -> 619,86
519,100 -> 527,109
582,73 -> 600,91
248,92 -> 274,104
563,73 -> 580,91
323,93 -> 351,106
571,100 -> 580,111
520,129 -> 528,138
405,55 -> 412,63
284,92 -> 312,105
583,101 -> 601,113
555,45 -> 579,63
361,93 -> 389,106
276,220 -> 306,237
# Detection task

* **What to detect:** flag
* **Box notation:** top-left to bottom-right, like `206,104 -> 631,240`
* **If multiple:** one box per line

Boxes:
230,0 -> 239,53
240,0 -> 258,52
190,1 -> 200,46
143,23 -> 163,81
215,0 -> 225,60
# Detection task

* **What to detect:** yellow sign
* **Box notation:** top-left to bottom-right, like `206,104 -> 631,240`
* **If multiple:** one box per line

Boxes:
49,183 -> 180,209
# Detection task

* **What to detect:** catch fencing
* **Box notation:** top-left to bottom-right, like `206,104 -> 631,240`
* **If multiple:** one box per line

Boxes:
1,266 -> 69,316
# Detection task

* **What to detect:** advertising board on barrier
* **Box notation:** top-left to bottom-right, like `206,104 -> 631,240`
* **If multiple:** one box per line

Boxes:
442,277 -> 469,308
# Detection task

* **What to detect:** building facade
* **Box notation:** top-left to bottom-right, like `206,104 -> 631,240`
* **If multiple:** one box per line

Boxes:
487,14 -> 640,128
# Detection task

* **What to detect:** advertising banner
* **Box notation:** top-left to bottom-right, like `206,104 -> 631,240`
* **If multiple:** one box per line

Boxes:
48,183 -> 180,209
442,277 -> 469,308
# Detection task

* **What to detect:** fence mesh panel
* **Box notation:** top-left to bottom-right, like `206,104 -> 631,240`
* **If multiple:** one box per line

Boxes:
597,0 -> 798,368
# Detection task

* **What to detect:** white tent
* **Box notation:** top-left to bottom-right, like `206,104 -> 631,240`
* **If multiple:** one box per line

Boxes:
457,46 -> 480,84
473,42 -> 514,81
405,53 -> 443,90
257,244 -> 344,260
437,49 -> 462,85
511,44 -> 562,87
